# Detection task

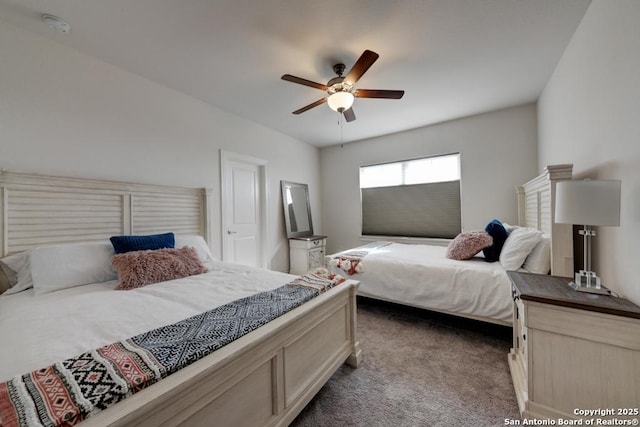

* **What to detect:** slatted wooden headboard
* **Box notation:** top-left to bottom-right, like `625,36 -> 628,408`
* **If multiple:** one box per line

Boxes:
516,164 -> 573,277
0,171 -> 212,257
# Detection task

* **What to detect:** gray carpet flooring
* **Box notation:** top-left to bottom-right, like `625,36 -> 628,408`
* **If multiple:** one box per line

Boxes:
290,297 -> 521,427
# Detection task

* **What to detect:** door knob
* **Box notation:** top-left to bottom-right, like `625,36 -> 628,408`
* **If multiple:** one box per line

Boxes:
227,230 -> 237,234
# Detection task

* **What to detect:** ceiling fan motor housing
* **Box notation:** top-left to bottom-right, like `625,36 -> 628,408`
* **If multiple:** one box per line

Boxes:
327,80 -> 353,95
328,64 -> 353,94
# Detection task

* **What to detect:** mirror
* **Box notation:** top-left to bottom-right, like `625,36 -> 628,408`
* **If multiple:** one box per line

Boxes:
281,181 -> 313,238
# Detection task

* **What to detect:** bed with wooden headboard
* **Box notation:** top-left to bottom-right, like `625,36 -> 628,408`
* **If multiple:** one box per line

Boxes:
0,171 -> 360,427
325,164 -> 575,326
516,163 -> 574,278
0,171 -> 212,257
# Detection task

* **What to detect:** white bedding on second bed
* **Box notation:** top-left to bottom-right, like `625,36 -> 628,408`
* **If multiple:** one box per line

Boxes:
0,260 -> 296,382
329,243 -> 513,324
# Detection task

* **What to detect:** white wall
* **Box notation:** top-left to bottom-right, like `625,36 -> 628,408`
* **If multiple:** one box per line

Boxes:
320,104 -> 538,254
537,0 -> 640,305
0,19 -> 320,272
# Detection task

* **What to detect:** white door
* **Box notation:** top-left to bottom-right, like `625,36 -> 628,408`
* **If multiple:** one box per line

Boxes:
221,151 -> 267,267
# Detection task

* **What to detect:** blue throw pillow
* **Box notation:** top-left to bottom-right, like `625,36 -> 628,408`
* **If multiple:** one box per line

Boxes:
482,220 -> 508,262
110,232 -> 175,254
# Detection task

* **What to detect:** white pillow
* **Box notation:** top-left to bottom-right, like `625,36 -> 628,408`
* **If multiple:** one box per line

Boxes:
1,251 -> 34,295
499,227 -> 543,271
501,222 -> 517,234
30,242 -> 118,295
174,235 -> 215,264
522,234 -> 551,274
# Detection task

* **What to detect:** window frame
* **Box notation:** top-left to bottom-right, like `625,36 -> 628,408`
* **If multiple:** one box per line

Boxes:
359,153 -> 462,240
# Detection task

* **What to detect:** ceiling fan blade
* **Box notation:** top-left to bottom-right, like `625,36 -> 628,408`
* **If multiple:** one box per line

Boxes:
281,74 -> 328,91
343,107 -> 356,122
292,97 -> 327,114
344,50 -> 379,85
355,89 -> 405,99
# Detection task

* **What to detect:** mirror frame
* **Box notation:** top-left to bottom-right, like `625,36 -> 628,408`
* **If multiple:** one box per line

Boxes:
281,181 -> 314,238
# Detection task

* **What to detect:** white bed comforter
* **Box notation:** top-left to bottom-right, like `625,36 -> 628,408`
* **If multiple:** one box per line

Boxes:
329,243 -> 513,324
0,261 -> 296,382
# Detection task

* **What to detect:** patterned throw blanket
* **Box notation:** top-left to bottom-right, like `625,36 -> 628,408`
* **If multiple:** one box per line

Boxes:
329,241 -> 391,275
0,272 -> 345,427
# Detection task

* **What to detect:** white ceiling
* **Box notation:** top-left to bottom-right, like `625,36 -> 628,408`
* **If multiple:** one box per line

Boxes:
0,0 -> 591,147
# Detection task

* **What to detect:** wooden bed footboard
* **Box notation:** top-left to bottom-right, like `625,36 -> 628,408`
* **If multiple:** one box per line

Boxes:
82,280 -> 361,427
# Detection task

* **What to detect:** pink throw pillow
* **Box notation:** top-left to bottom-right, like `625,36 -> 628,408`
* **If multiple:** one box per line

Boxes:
112,246 -> 208,290
446,231 -> 493,260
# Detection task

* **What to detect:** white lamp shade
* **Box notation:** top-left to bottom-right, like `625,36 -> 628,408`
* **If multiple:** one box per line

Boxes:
555,179 -> 621,226
327,92 -> 354,112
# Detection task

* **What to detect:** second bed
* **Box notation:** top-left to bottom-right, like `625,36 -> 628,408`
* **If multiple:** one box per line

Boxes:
329,242 -> 512,324
327,164 -> 575,326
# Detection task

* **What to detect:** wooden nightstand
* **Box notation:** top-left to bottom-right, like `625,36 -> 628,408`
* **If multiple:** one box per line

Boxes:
289,235 -> 327,275
507,271 -> 640,421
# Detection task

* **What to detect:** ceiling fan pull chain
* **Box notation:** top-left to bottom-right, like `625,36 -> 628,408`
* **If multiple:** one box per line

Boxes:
340,112 -> 344,148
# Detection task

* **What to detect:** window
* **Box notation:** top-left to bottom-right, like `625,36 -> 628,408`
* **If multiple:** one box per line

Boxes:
359,153 -> 461,239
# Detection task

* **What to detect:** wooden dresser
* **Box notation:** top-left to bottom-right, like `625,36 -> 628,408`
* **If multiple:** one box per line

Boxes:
507,271 -> 640,421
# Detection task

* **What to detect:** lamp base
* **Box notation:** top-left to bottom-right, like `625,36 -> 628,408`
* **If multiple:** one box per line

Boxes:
568,270 -> 611,295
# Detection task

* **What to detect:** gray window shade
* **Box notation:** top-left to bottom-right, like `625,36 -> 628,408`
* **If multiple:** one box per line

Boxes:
361,181 -> 461,238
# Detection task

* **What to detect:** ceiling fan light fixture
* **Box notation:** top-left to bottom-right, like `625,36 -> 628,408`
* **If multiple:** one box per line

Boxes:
327,91 -> 354,112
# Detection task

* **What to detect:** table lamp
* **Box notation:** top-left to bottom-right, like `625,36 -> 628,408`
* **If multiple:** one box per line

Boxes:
554,179 -> 621,294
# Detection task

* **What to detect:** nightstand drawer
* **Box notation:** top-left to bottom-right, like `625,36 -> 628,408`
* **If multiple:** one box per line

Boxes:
515,297 -> 528,365
289,238 -> 325,250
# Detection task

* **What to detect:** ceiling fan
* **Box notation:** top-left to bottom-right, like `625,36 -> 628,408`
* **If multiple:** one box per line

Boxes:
281,50 -> 404,122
